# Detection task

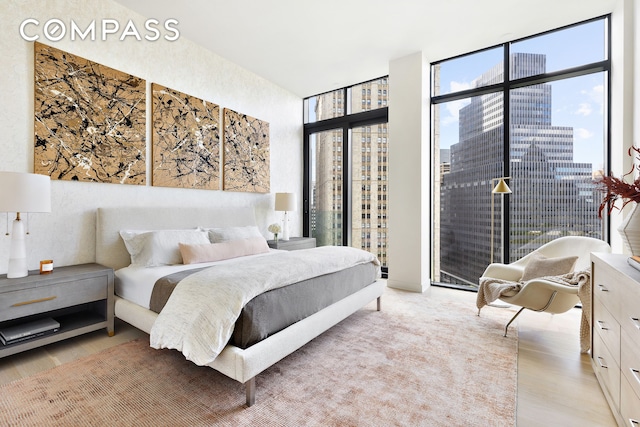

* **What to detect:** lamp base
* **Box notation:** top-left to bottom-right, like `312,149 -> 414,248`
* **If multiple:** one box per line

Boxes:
7,218 -> 28,279
281,211 -> 290,241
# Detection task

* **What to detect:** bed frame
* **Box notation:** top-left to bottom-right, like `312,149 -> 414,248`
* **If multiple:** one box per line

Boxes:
95,206 -> 385,406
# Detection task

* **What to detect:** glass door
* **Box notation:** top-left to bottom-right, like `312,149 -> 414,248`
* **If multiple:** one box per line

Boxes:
308,129 -> 344,247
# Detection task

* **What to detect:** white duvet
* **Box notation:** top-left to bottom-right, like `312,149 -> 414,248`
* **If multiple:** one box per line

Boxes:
115,250 -> 280,308
149,246 -> 380,366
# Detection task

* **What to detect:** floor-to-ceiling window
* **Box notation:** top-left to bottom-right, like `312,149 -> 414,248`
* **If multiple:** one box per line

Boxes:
304,77 -> 389,274
431,16 -> 610,290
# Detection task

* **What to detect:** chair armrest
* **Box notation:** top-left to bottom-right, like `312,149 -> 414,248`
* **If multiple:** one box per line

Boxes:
521,278 -> 580,294
499,278 -> 580,312
481,263 -> 523,282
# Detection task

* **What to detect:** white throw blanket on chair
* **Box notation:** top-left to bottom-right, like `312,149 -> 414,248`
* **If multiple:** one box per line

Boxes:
476,270 -> 591,352
150,246 -> 380,365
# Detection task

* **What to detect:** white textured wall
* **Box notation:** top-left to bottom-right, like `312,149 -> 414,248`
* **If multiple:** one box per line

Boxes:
0,0 -> 302,274
609,0 -> 635,253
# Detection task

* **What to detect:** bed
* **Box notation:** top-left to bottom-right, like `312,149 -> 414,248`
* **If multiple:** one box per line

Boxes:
95,206 -> 385,406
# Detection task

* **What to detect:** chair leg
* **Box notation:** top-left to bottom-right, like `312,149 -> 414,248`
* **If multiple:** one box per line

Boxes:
504,307 -> 526,337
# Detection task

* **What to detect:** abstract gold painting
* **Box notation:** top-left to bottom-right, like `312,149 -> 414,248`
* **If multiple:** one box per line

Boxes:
34,42 -> 146,184
223,108 -> 270,193
152,84 -> 220,190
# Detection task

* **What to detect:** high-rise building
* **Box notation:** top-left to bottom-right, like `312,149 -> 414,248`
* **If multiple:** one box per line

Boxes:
439,53 -> 600,286
311,79 -> 390,267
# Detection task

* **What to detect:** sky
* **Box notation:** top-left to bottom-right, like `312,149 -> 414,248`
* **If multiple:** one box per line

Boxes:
435,18 -> 606,171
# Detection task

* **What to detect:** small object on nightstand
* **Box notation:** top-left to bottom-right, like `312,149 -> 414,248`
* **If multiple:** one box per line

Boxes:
268,223 -> 281,243
40,259 -> 53,274
267,237 -> 316,251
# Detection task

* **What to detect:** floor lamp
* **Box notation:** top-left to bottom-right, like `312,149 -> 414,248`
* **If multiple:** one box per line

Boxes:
490,177 -> 512,264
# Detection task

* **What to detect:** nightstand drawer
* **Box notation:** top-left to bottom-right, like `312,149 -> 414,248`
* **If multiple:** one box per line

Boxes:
0,276 -> 107,322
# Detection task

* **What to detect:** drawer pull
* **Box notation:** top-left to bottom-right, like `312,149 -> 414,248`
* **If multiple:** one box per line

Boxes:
632,317 -> 640,330
11,296 -> 57,307
629,419 -> 639,427
597,356 -> 608,369
631,368 -> 640,386
597,320 -> 609,331
597,284 -> 609,292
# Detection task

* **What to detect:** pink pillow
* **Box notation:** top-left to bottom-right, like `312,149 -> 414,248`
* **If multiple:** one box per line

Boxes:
179,236 -> 270,264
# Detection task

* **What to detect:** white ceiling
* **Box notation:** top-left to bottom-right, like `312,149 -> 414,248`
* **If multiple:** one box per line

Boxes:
115,0 -> 617,98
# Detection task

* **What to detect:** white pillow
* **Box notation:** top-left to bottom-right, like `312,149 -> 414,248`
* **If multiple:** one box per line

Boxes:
119,229 -> 210,267
204,225 -> 263,243
179,236 -> 270,264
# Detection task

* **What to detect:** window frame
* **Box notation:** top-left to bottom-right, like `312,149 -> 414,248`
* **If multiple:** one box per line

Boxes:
303,78 -> 389,274
430,14 -> 611,279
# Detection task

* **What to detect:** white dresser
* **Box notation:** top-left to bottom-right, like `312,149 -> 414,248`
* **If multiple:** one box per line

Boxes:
591,253 -> 640,427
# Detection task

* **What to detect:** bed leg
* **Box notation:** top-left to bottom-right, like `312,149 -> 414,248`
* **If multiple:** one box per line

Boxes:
245,377 -> 256,407
377,296 -> 382,311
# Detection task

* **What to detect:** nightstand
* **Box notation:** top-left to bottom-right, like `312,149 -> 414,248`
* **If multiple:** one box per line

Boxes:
267,237 -> 316,251
0,263 -> 114,358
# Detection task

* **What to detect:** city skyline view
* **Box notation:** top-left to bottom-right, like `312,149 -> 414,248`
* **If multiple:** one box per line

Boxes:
436,18 -> 605,172
435,43 -> 606,287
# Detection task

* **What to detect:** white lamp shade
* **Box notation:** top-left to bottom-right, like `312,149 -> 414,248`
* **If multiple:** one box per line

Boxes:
275,192 -> 296,212
0,172 -> 51,213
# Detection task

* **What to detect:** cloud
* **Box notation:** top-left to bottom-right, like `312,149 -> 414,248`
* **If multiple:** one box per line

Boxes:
440,81 -> 472,126
450,81 -> 472,92
575,127 -> 594,140
580,84 -> 604,115
591,84 -> 604,96
576,103 -> 592,116
441,99 -> 471,126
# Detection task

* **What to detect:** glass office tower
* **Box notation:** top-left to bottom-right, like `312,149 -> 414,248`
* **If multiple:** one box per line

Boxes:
439,53 -> 600,286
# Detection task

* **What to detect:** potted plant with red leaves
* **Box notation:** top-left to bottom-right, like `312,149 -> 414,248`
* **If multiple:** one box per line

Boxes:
597,146 -> 640,254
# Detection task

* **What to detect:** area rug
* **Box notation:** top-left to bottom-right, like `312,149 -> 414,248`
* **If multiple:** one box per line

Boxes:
0,289 -> 517,426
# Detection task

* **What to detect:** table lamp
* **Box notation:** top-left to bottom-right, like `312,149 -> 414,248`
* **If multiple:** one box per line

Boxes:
0,172 -> 51,278
275,192 -> 296,241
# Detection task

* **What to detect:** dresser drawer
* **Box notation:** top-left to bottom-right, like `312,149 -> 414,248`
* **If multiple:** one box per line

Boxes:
621,328 -> 640,403
593,330 -> 621,410
592,264 -> 622,318
621,376 -> 640,427
0,276 -> 108,322
619,278 -> 640,342
593,296 -> 621,361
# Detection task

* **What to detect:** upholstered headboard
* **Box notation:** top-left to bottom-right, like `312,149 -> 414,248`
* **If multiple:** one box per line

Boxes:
96,207 -> 258,271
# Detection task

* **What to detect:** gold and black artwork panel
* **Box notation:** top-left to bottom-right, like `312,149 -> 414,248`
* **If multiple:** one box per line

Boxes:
34,42 -> 146,185
151,84 -> 220,190
223,108 -> 270,193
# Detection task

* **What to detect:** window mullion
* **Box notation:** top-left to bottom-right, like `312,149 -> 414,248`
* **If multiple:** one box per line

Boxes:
502,42 -> 511,264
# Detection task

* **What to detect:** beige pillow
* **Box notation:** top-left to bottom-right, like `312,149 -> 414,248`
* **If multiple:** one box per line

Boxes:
179,236 -> 270,264
520,253 -> 578,282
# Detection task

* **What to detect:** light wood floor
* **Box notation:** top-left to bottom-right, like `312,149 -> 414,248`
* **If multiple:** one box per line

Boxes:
0,286 -> 616,426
